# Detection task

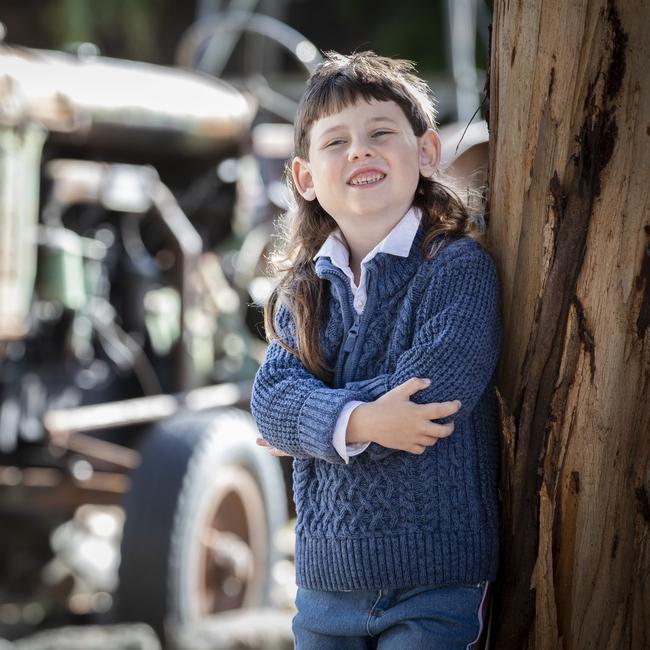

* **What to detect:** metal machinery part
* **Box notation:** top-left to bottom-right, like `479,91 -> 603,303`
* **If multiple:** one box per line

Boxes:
0,46 -> 254,156
0,41 -> 290,637
117,410 -> 287,640
176,10 -> 321,122
174,10 -> 323,346
0,125 -> 47,342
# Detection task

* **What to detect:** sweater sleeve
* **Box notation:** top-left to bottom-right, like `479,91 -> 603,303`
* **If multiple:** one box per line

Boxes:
344,246 -> 502,461
250,301 -> 369,464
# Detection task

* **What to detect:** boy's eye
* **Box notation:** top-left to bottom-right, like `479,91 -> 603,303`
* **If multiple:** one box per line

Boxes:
324,138 -> 345,148
372,130 -> 393,137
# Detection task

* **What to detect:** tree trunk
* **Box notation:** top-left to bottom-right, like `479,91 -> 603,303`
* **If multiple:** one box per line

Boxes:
486,0 -> 650,648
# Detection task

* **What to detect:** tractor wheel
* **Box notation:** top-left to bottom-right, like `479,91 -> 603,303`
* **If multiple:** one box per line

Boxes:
115,408 -> 287,638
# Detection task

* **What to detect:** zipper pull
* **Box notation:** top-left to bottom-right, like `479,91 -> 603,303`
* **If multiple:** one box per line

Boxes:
343,319 -> 360,352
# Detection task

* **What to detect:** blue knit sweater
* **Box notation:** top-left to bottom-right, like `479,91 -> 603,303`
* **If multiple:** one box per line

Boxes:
251,221 -> 502,591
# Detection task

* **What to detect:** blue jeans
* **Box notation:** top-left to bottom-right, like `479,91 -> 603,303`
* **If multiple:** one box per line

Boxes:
292,581 -> 490,649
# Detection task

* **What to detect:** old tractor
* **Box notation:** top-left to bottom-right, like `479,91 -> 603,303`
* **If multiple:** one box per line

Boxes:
0,33 -> 304,641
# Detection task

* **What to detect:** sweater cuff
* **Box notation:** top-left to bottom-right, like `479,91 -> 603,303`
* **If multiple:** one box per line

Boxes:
332,401 -> 368,463
298,389 -> 366,463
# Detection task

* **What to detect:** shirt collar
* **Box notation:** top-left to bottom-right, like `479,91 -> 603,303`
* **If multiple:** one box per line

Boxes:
313,206 -> 422,269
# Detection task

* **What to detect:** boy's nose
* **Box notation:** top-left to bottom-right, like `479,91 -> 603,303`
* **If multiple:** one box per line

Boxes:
348,139 -> 375,160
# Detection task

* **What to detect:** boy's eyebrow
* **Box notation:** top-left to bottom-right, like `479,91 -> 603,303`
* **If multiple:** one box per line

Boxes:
317,116 -> 400,138
367,116 -> 399,125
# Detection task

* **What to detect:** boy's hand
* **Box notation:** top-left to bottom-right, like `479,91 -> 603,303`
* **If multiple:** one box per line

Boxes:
346,378 -> 460,455
255,437 -> 291,457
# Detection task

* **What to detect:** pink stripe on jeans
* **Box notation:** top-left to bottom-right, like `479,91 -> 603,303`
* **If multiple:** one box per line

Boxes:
466,581 -> 490,649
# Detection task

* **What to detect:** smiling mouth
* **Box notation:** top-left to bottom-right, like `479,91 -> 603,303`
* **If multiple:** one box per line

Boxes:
348,172 -> 386,187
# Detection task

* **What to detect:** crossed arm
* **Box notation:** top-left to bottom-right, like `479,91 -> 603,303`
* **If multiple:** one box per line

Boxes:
250,247 -> 502,464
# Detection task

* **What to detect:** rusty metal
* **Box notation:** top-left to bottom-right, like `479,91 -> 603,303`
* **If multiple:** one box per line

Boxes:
43,381 -> 253,436
198,465 -> 268,614
43,159 -> 205,390
48,433 -> 141,470
0,467 -> 128,514
148,177 -> 203,390
0,35 -> 282,634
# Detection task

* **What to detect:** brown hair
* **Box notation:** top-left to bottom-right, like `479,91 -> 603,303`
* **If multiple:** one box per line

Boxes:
264,51 -> 481,384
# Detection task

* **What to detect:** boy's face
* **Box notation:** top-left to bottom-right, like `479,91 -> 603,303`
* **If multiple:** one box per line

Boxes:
292,98 -> 440,231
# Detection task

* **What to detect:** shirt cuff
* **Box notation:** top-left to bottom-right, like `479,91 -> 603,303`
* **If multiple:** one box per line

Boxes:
332,401 -> 370,464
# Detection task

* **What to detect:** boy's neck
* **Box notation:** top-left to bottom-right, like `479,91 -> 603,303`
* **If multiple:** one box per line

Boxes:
339,210 -> 409,284
342,221 -> 393,285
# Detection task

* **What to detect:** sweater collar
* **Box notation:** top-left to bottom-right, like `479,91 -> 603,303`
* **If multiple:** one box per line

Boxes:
314,207 -> 427,296
313,206 -> 422,270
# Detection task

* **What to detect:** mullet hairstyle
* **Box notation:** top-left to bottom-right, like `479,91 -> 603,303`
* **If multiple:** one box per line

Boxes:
263,50 -> 482,384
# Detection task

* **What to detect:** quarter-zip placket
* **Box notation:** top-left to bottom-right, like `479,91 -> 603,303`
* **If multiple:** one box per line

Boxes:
340,267 -> 375,385
318,264 -> 367,387
340,311 -> 362,384
343,316 -> 361,353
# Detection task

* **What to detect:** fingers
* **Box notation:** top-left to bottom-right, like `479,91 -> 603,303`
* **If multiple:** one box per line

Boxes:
256,437 -> 290,457
409,444 -> 427,455
393,380 -> 462,420
422,420 -> 455,438
422,400 -> 462,420
394,377 -> 431,396
406,421 -> 455,455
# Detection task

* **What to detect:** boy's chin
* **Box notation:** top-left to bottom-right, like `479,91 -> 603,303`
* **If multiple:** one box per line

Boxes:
348,201 -> 406,219
344,208 -> 405,226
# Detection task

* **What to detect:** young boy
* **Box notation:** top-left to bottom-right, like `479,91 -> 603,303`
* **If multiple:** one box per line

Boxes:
252,51 -> 500,648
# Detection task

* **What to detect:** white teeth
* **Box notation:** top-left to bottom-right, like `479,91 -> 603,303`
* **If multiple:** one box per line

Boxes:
350,173 -> 384,185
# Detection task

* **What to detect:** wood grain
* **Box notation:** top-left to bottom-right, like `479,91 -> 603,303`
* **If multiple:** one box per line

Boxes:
486,1 -> 650,647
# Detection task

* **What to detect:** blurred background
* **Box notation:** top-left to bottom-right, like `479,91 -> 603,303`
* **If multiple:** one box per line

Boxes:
2,0 -> 491,122
0,1 -> 491,648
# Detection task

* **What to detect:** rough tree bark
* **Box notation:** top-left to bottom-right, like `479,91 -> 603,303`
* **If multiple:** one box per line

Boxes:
486,0 -> 650,648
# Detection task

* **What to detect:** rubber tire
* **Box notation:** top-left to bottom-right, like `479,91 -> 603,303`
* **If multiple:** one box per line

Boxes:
115,408 -> 287,639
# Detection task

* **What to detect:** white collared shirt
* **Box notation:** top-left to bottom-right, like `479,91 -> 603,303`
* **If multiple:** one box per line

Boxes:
314,206 -> 422,313
313,207 -> 422,462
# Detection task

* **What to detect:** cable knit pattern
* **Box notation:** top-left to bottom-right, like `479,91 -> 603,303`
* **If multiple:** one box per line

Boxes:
250,221 -> 502,591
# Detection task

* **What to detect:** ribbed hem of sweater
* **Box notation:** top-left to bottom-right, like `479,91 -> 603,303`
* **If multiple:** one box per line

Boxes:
295,527 -> 498,591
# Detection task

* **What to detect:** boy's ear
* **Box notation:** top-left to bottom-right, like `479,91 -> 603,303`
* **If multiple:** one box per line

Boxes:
291,157 -> 317,201
418,129 -> 441,178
